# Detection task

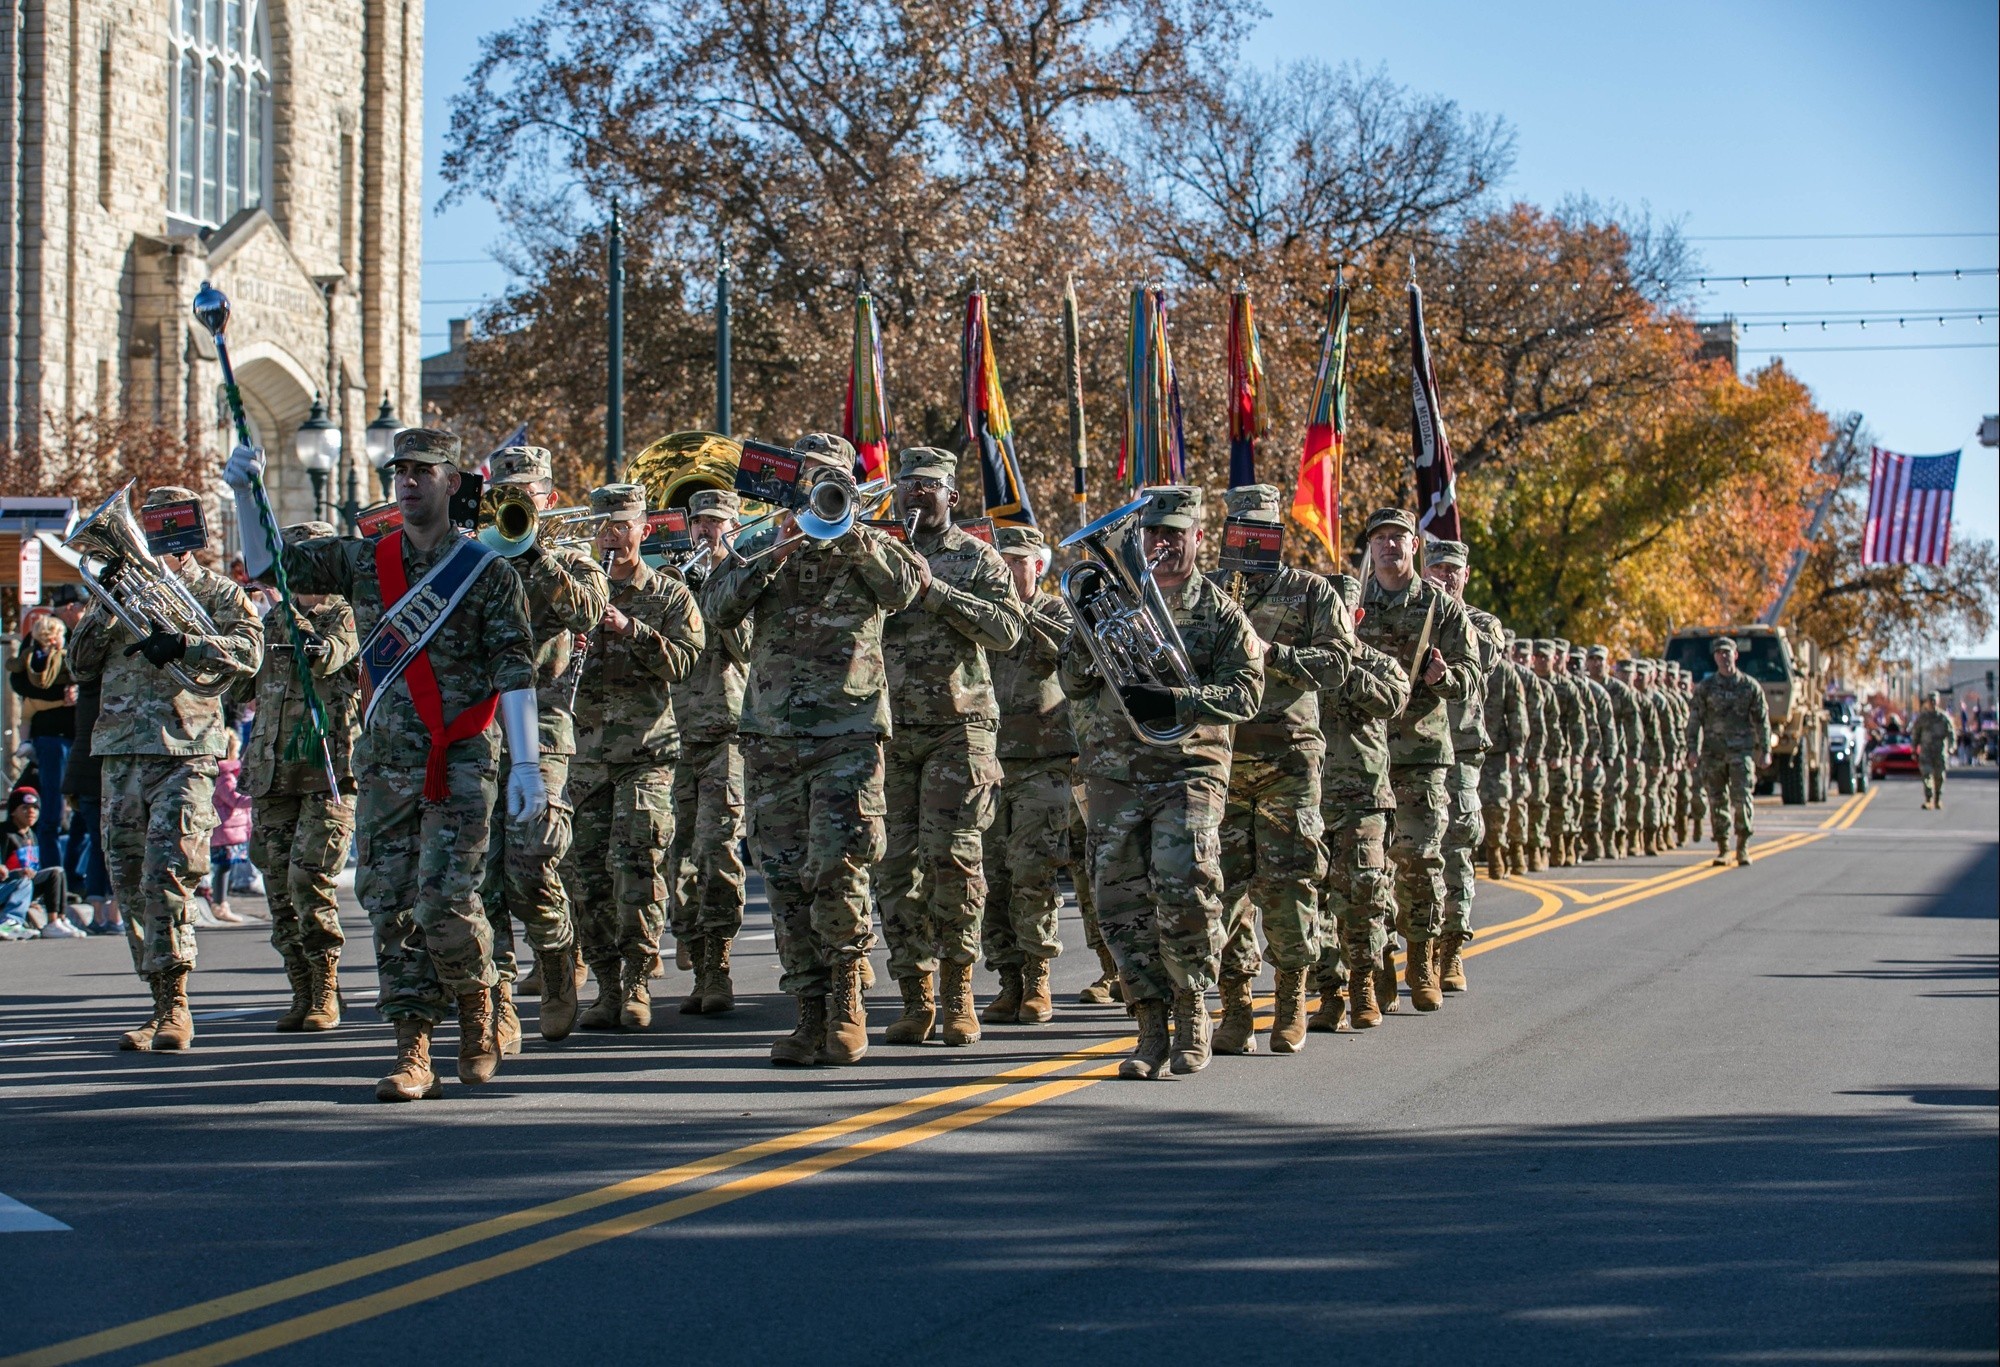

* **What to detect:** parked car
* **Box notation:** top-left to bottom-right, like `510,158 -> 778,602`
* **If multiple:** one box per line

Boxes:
1869,730 -> 1919,780
1825,696 -> 1869,794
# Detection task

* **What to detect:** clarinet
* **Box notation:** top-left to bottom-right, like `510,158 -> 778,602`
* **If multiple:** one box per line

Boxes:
566,551 -> 615,711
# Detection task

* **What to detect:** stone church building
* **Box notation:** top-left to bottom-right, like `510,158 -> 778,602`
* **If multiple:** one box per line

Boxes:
0,0 -> 423,529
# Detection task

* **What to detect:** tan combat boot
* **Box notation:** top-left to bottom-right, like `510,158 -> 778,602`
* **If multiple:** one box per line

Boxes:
1078,942 -> 1122,1004
303,949 -> 342,1031
1305,971 -> 1345,1033
1210,972 -> 1257,1056
819,957 -> 869,1065
536,945 -> 578,1041
1404,940 -> 1442,1012
678,935 -> 710,1015
1269,968 -> 1309,1054
1525,844 -> 1544,873
859,956 -> 876,990
981,965 -> 1024,1024
939,961 -> 980,1046
1508,844 -> 1527,876
152,966 -> 195,1051
620,955 -> 654,1030
1486,844 -> 1507,881
517,955 -> 544,996
375,1018 -> 443,1102
1439,932 -> 1468,993
492,980 -> 523,1056
884,974 -> 937,1045
770,994 -> 827,1067
699,938 -> 736,1014
1169,988 -> 1212,1075
1375,945 -> 1401,1015
1119,999 -> 1171,1080
1017,956 -> 1054,1024
1347,960 -> 1382,1029
674,938 -> 692,971
456,989 -> 500,1084
275,953 -> 313,1032
1711,838 -> 1729,867
120,975 -> 169,1051
1736,836 -> 1752,867
579,960 -> 624,1030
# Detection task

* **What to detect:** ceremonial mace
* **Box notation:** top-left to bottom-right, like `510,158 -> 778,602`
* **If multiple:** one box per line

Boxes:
192,281 -> 342,795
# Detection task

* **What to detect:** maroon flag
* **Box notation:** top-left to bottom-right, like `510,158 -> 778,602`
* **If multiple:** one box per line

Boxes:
1408,275 -> 1460,539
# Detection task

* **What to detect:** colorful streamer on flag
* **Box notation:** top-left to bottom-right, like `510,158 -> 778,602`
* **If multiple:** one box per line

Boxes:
963,291 -> 1036,527
1063,276 -> 1088,514
1291,274 -> 1349,559
843,290 -> 892,485
1409,269 -> 1461,539
1119,285 -> 1186,490
1863,447 -> 1959,566
1226,288 -> 1270,489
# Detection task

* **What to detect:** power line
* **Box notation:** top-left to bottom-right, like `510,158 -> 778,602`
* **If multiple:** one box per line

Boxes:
1686,231 -> 1996,242
1739,341 -> 1999,354
1691,267 -> 1997,288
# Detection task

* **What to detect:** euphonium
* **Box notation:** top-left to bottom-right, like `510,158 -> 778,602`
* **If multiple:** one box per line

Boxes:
63,481 -> 233,697
1058,496 -> 1198,746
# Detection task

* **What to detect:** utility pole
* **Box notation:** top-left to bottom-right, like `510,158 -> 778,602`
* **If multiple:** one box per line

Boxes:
715,247 -> 732,437
606,199 -> 625,482
1761,411 -> 1864,626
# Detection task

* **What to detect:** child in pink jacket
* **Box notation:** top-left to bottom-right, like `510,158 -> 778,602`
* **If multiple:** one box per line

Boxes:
205,732 -> 253,925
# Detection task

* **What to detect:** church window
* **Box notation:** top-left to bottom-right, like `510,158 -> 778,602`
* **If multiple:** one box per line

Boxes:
168,0 -> 269,227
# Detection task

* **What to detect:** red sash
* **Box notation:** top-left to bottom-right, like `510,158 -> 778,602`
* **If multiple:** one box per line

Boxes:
375,531 -> 498,801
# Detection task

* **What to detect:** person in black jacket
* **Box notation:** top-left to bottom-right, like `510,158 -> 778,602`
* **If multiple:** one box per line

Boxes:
9,596 -> 77,870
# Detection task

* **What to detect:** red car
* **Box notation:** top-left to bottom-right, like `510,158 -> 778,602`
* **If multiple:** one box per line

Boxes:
1869,732 -> 1919,779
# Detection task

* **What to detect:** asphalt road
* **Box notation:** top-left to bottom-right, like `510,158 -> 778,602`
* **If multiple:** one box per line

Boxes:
1,770 -> 1993,1366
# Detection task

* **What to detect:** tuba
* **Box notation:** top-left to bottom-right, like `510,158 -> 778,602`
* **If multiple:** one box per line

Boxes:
1059,496 -> 1198,745
63,481 -> 233,696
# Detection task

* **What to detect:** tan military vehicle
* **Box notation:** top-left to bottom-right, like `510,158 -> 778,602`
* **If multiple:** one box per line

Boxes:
1664,625 -> 1831,805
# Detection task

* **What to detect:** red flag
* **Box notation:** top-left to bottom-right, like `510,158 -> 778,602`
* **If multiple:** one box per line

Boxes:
1409,274 -> 1460,539
1291,276 -> 1348,559
842,291 -> 891,484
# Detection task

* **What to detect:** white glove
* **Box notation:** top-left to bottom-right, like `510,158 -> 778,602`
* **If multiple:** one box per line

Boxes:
507,761 -> 548,824
223,443 -> 265,490
499,688 -> 547,823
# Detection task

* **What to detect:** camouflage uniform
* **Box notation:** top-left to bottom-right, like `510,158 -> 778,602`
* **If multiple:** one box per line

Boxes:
1421,541 -> 1502,944
878,452 -> 1025,1014
1662,664 -> 1693,844
1678,669 -> 1708,837
1510,642 -> 1546,873
1641,666 -> 1678,849
1479,630 -> 1529,879
1687,644 -> 1771,850
567,500 -> 704,1013
1543,641 -> 1586,865
68,497 -> 263,1021
1596,650 -> 1642,858
1912,702 -> 1957,807
477,451 -> 611,994
1527,642 -> 1564,869
1571,647 -> 1618,860
706,436 -> 924,1061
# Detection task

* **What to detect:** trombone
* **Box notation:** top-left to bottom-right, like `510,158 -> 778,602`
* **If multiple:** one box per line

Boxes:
477,485 -> 605,557
729,472 -> 890,564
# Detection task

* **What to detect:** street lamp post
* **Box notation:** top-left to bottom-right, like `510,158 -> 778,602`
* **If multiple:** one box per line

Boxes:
364,393 -> 403,501
294,393 -> 341,525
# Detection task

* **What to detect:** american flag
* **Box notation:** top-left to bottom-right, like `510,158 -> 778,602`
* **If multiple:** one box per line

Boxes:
1863,447 -> 1959,567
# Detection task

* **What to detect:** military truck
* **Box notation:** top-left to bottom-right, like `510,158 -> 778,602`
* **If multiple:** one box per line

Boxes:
1664,625 -> 1831,805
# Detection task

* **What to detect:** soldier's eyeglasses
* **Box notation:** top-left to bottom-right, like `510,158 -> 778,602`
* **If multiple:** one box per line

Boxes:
898,478 -> 945,493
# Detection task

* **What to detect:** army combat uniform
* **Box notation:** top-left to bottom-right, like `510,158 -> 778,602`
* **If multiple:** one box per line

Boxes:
1060,485 -> 1263,1080
1480,628 -> 1530,881
567,485 -> 704,1031
1544,640 -> 1587,867
1509,640 -> 1546,874
1571,645 -> 1619,861
878,448 -> 1025,1048
1912,701 -> 1957,809
1595,649 -> 1642,859
1643,665 -> 1680,852
1527,642 -> 1565,870
1206,483 -> 1349,1054
68,485 -> 263,1051
1687,638 -> 1771,864
240,520 -> 359,1033
1431,544 -> 1507,987
706,433 -> 924,1067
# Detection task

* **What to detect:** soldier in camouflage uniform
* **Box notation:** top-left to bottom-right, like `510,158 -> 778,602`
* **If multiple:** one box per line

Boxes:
241,520 -> 359,1033
1570,644 -> 1618,861
1678,666 -> 1708,836
1309,574 -> 1408,1032
1640,660 -> 1678,854
68,485 -> 264,1052
671,489 -> 752,1015
1687,637 -> 1772,865
878,447 -> 1025,1048
477,447 -> 609,1054
1206,485 -> 1346,1054
567,484 -> 705,1030
1420,539 -> 1512,993
1912,692 -> 1957,810
1509,636 -> 1547,874
1527,641 -> 1564,869
980,525 -> 1074,1027
1355,509 -> 1479,1011
707,433 -> 925,1067
1060,485 -> 1263,1079
1591,647 -> 1641,859
1663,662 -> 1693,848
1479,627 -> 1529,881
227,431 -> 542,1102
1544,640 -> 1588,866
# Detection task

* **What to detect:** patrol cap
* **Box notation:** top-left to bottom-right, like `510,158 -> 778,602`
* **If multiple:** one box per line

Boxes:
1711,636 -> 1738,657
282,520 -> 336,545
392,427 -> 461,466
1586,644 -> 1610,660
1502,628 -> 1517,643
688,489 -> 741,521
589,483 -> 648,523
1362,507 -> 1417,539
1332,573 -> 1361,612
1631,659 -> 1653,676
1426,538 -> 1469,568
489,445 -> 555,486
896,447 -> 957,487
1532,638 -> 1555,655
1138,485 -> 1202,529
1567,644 -> 1586,661
793,432 -> 855,470
1552,637 -> 1571,655
1223,484 -> 1283,525
993,525 -> 1047,559
143,485 -> 199,509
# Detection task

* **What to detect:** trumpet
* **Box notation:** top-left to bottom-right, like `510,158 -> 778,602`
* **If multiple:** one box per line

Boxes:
1058,496 -> 1197,745
477,485 -> 604,558
63,482 -> 235,696
731,472 -> 890,564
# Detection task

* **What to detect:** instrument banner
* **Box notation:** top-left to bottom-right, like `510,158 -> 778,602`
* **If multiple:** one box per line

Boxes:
1219,517 -> 1281,574
356,502 -> 402,539
141,500 -> 208,555
735,442 -> 808,510
640,508 -> 692,557
955,517 -> 995,545
861,517 -> 910,543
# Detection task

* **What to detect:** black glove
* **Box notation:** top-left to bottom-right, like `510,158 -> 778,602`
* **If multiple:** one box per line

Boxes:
125,629 -> 188,667
299,632 -> 331,664
1120,683 -> 1178,727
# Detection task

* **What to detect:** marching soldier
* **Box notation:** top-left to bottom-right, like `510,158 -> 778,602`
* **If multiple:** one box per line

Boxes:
981,526 -> 1074,1026
1570,644 -> 1618,861
1545,640 -> 1587,867
1206,484 -> 1347,1054
1060,486 -> 1263,1079
1678,666 -> 1708,837
1591,647 -> 1641,859
69,485 -> 264,1051
226,432 -> 542,1102
567,484 -> 704,1030
479,446 -> 610,1052
1511,637 -> 1548,874
1480,627 -> 1530,881
1527,641 -> 1565,870
1912,691 -> 1957,810
878,447 -> 1025,1047
1309,574 -> 1408,1032
671,489 -> 752,1014
1658,661 -> 1690,848
1355,509 -> 1479,1012
1688,637 -> 1771,865
706,433 -> 924,1067
1639,660 -> 1677,854
242,520 -> 359,1032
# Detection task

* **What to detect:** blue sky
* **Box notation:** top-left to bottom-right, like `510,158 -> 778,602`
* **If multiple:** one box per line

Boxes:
420,0 -> 1999,650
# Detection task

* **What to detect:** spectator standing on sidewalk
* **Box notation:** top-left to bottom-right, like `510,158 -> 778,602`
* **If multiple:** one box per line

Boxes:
202,731 -> 254,925
10,602 -> 77,870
